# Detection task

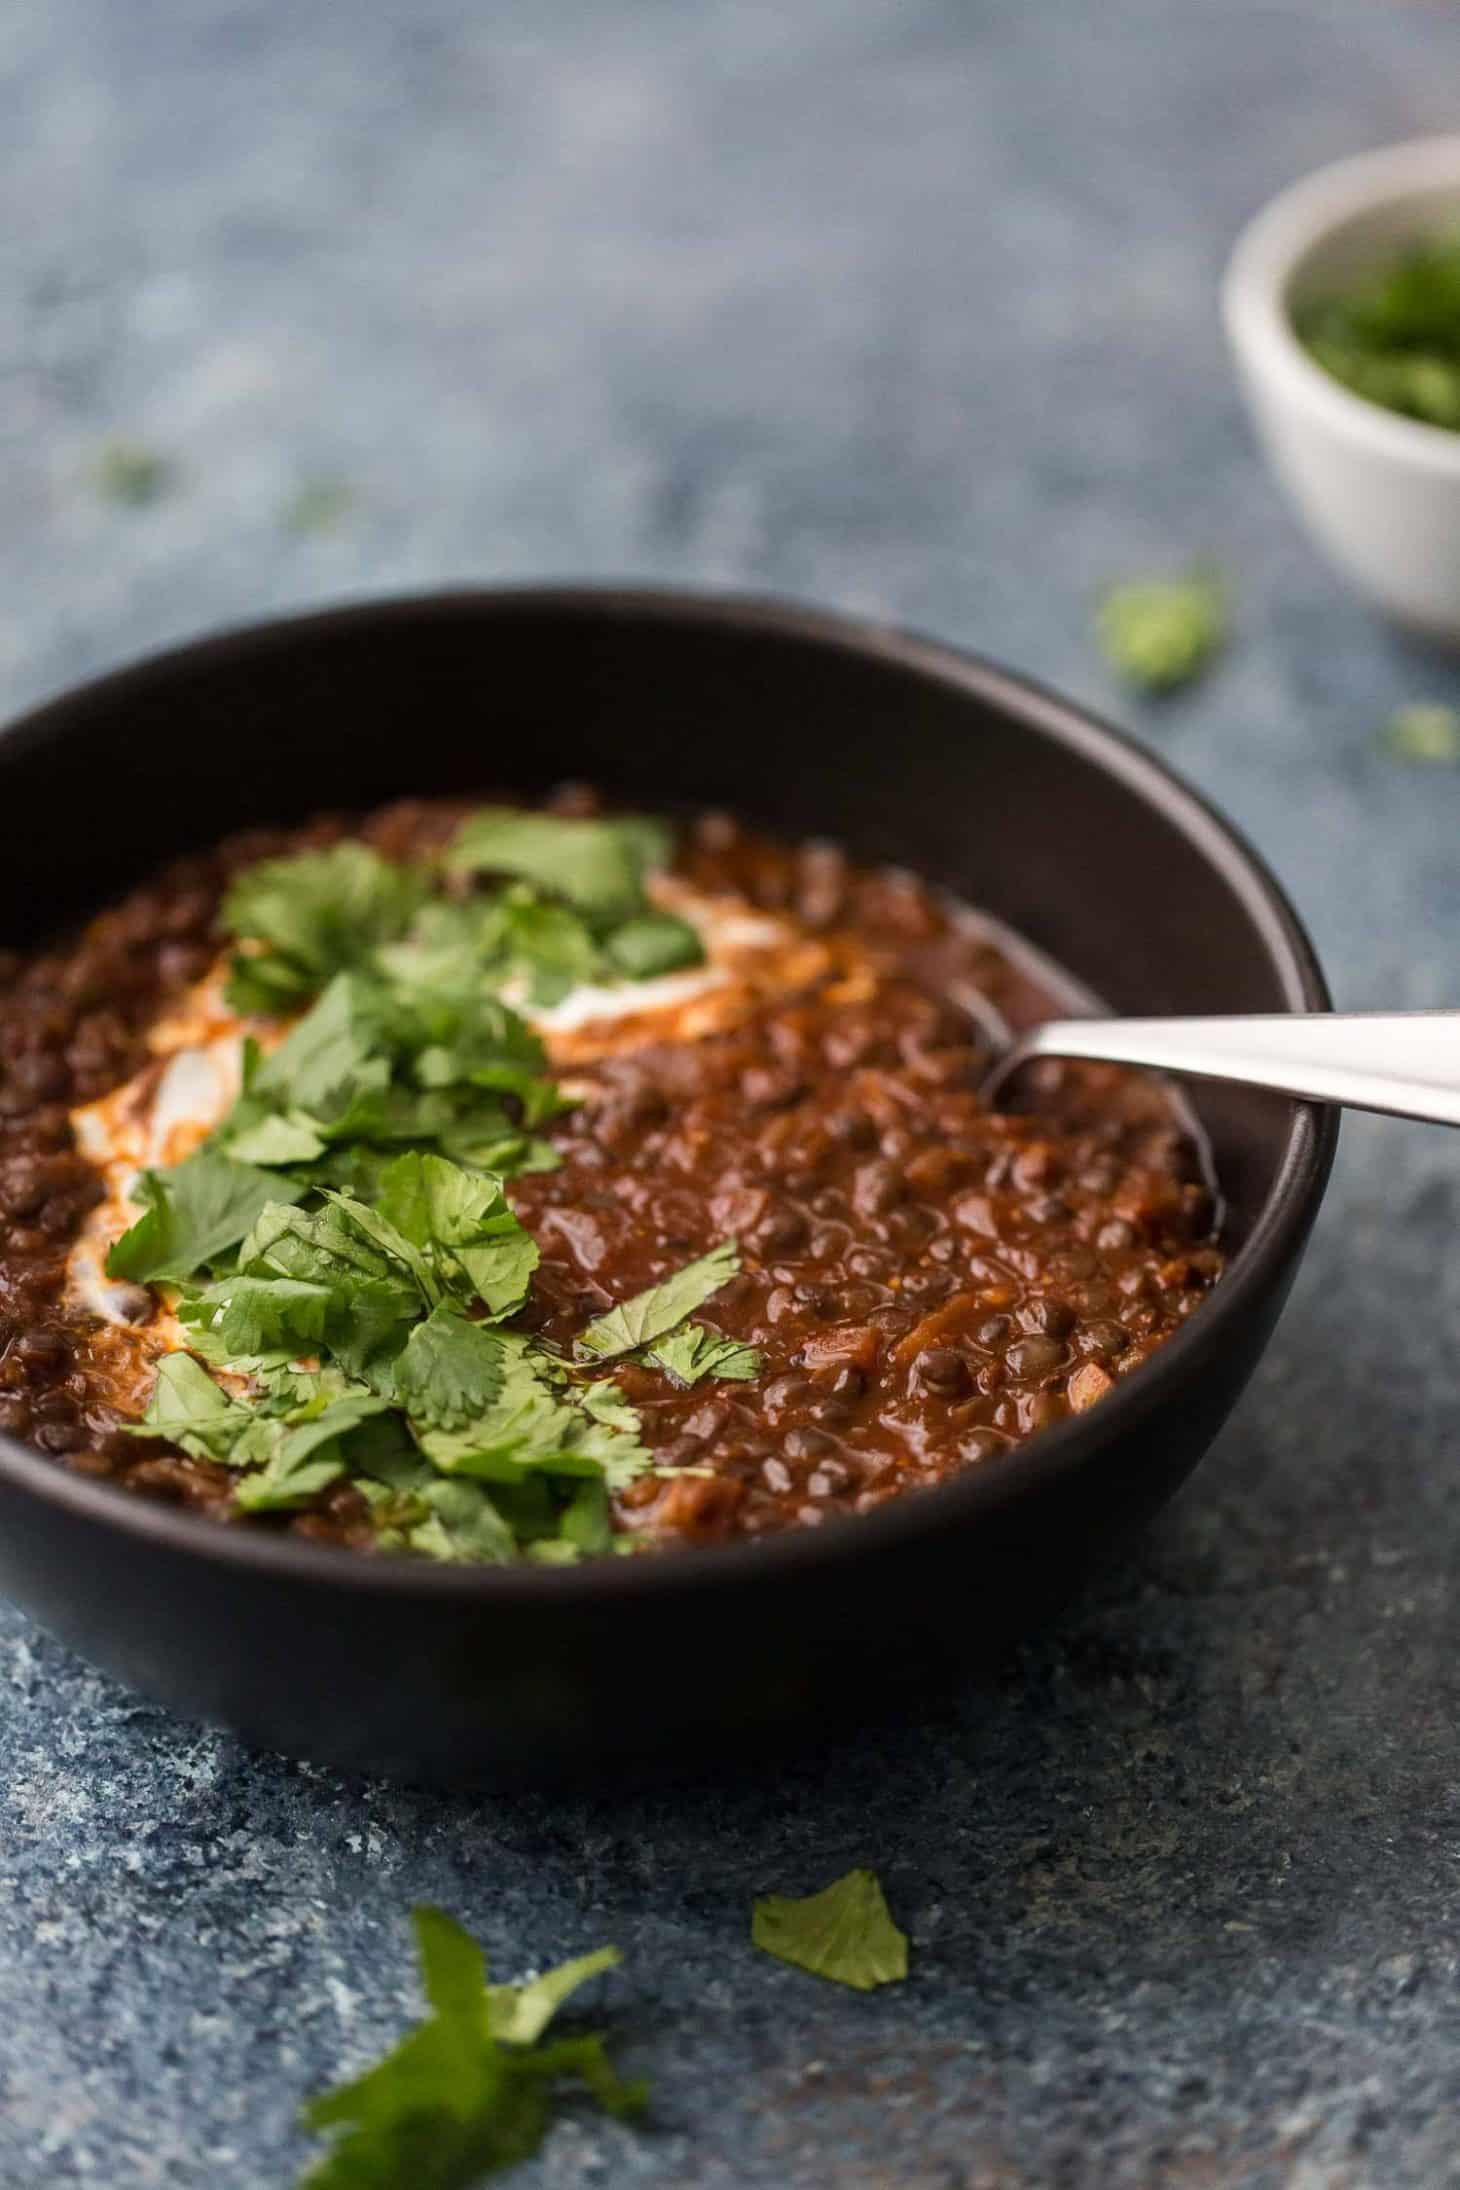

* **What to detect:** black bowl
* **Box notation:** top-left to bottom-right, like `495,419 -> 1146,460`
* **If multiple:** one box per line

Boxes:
0,589 -> 1335,1783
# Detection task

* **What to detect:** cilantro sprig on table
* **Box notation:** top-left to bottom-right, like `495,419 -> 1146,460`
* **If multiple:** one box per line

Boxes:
296,1870 -> 911,2187
298,1908 -> 644,2189
106,810 -> 759,1563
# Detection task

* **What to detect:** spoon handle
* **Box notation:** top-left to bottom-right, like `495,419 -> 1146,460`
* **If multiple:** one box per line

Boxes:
1011,1011 -> 1460,1128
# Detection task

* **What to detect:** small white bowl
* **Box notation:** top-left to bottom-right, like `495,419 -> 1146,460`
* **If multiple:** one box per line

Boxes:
1224,136 -> 1460,641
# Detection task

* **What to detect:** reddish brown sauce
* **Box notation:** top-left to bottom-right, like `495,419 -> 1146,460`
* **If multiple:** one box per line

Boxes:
0,795 -> 1223,1552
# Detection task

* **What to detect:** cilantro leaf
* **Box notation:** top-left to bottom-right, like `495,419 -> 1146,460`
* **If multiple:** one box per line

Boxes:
446,809 -> 668,922
387,982 -> 561,1132
239,1197 -> 423,1301
477,889 -> 604,1007
405,1478 -> 519,1565
324,1278 -> 423,1397
378,862 -> 703,1006
1095,570 -> 1225,693
487,1947 -> 621,2045
178,1275 -> 332,1365
216,981 -> 394,1166
751,1869 -> 909,1991
410,1340 -> 587,1482
437,1118 -> 561,1181
643,1322 -> 762,1387
132,1351 -> 257,1463
223,843 -> 428,1012
415,1904 -> 490,2028
373,898 -> 496,998
394,1307 -> 507,1431
245,975 -> 390,1126
554,1476 -> 615,1557
233,1392 -> 393,1513
224,1112 -> 330,1166
226,1205 -> 426,1393
374,1152 -> 538,1317
572,1379 -> 654,1486
321,1190 -> 444,1309
106,1152 -> 305,1285
574,1241 -> 741,1364
298,1908 -> 644,2190
601,911 -> 703,980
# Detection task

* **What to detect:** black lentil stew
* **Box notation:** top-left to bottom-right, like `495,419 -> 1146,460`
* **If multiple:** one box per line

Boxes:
0,794 -> 1222,1561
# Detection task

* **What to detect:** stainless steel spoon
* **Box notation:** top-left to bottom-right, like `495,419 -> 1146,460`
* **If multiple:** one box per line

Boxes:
987,1011 -> 1460,1128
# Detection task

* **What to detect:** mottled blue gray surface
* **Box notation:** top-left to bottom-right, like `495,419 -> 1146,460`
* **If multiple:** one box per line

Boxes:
1,2 -> 1458,2184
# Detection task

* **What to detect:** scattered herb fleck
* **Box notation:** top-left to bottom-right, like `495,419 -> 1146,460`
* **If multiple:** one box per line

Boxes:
1096,570 -> 1226,693
106,1150 -> 306,1286
297,1907 -> 644,2189
1382,701 -> 1460,765
751,1869 -> 909,1992
284,477 -> 358,536
92,438 -> 173,507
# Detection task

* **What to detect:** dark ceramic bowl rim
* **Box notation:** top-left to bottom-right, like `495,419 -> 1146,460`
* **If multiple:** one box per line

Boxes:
0,586 -> 1337,1603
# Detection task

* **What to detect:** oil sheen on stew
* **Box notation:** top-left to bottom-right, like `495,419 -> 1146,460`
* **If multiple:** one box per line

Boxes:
0,793 -> 1223,1557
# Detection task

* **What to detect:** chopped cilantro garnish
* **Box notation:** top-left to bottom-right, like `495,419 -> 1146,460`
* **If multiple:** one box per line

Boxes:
1096,571 -> 1225,693
297,1907 -> 644,2189
92,438 -> 173,507
751,1869 -> 909,1991
114,807 -> 724,1563
228,813 -> 700,1058
574,1241 -> 742,1365
439,810 -> 702,995
283,477 -> 357,536
1382,702 -> 1460,764
643,1322 -> 762,1387
131,1356 -> 405,1498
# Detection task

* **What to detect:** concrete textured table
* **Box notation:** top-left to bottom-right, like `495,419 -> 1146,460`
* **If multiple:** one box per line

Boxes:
2,3 -> 1458,2183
